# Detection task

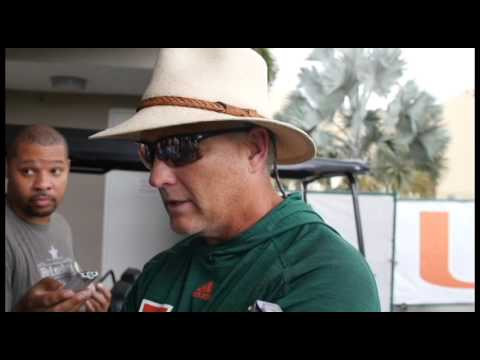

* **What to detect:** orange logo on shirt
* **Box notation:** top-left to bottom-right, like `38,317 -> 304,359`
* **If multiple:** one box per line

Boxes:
139,299 -> 173,312
192,281 -> 215,301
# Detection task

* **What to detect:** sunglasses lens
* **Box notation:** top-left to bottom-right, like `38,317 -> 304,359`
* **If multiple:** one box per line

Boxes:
138,127 -> 248,169
172,138 -> 200,166
138,137 -> 201,169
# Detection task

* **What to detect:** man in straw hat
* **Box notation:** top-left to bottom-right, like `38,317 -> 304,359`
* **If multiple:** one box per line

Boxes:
90,48 -> 380,312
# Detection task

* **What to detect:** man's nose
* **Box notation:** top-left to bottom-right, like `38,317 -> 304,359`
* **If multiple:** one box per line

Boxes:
33,172 -> 53,191
149,160 -> 177,188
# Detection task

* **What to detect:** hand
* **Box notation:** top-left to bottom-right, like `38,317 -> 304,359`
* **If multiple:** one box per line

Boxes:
85,283 -> 112,312
14,277 -> 93,312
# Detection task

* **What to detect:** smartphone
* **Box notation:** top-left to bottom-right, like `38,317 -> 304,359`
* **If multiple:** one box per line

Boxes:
63,271 -> 99,292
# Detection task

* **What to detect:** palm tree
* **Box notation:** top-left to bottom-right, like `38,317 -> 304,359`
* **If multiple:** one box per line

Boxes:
275,48 -> 450,197
253,48 -> 279,88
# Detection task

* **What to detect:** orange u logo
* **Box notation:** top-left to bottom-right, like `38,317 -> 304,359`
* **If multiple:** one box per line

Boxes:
420,212 -> 474,288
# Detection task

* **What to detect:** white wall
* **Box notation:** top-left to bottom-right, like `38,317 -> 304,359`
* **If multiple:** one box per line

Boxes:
101,170 -> 183,276
57,173 -> 105,272
6,90 -> 138,130
436,91 -> 475,199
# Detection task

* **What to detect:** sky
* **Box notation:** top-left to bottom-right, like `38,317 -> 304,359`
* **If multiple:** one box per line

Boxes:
268,48 -> 475,113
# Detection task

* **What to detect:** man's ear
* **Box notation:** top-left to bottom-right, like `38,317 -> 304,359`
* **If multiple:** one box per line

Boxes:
64,159 -> 71,180
246,127 -> 270,173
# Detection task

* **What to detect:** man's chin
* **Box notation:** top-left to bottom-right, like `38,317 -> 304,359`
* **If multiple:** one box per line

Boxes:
170,219 -> 201,235
27,206 -> 56,219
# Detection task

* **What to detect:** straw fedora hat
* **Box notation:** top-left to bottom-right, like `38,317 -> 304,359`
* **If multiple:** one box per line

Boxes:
89,48 -> 316,164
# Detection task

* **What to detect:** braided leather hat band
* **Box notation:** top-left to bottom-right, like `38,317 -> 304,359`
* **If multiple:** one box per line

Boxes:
137,96 -> 265,119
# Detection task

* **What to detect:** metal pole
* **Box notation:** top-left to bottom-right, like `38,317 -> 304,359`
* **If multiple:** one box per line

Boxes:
348,174 -> 365,257
302,181 -> 309,202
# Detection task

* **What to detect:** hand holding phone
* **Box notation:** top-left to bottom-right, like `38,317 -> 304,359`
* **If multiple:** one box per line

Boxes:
63,271 -> 99,292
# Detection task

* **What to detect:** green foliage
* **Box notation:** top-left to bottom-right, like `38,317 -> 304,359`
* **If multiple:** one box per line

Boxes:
253,48 -> 279,88
275,48 -> 451,197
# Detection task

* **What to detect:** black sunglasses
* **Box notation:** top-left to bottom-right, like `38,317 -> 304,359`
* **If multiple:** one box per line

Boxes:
137,126 -> 253,169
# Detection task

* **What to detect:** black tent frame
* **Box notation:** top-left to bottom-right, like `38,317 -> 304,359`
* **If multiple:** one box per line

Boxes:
277,159 -> 369,257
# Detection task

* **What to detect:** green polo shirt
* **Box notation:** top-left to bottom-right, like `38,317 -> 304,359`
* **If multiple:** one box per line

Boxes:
123,192 -> 380,312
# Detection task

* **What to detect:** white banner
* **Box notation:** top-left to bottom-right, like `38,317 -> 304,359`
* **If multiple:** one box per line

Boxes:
102,170 -> 183,277
102,108 -> 183,277
308,192 -> 395,312
394,200 -> 475,305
